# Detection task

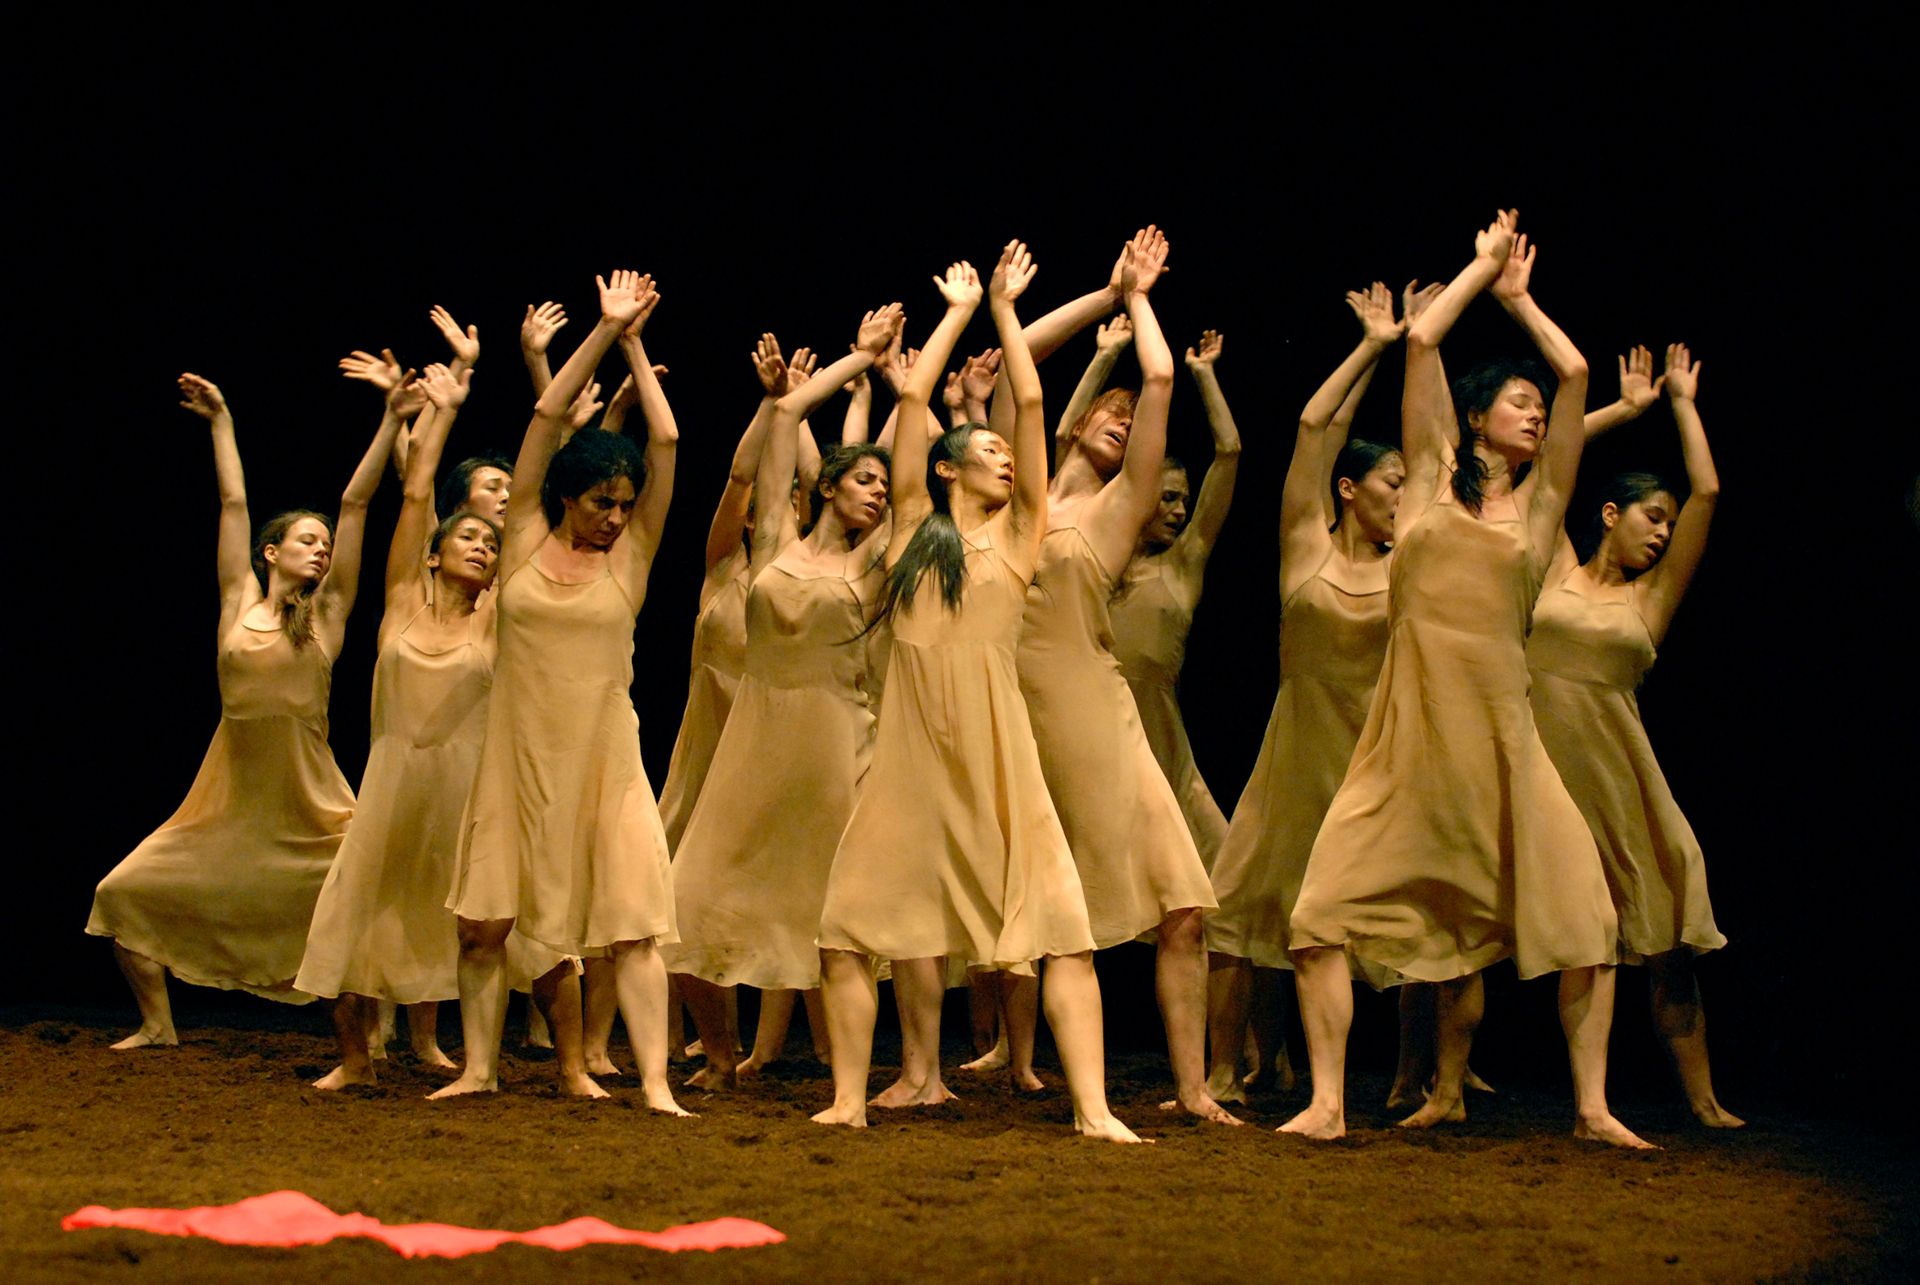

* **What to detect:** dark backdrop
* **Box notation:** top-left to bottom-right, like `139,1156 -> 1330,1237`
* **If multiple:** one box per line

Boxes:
11,17 -> 1913,1109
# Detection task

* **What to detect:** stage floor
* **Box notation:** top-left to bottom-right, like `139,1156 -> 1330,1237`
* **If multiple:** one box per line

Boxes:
3,1006 -> 1912,1281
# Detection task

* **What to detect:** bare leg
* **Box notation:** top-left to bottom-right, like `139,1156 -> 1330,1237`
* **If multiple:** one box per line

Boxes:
110,943 -> 177,1049
610,939 -> 692,1115
725,984 -> 743,1054
404,1001 -> 454,1068
1246,966 -> 1295,1092
1042,954 -> 1146,1143
314,994 -> 375,1089
677,974 -> 737,1091
582,957 -> 623,1076
1156,908 -> 1239,1123
801,987 -> 830,1060
1279,946 -> 1351,1139
1002,972 -> 1042,1091
1562,964 -> 1655,1148
960,969 -> 1012,1072
1388,983 -> 1436,1108
1646,951 -> 1742,1127
870,957 -> 955,1108
429,917 -> 512,1098
738,989 -> 798,1078
1204,954 -> 1251,1103
529,964 -> 604,1098
369,999 -> 397,1061
525,1000 -> 553,1049
1399,974 -> 1479,1128
813,948 -> 877,1127
665,972 -> 689,1062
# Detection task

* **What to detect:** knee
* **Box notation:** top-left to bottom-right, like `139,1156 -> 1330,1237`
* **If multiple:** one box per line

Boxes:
455,918 -> 512,958
1159,907 -> 1206,951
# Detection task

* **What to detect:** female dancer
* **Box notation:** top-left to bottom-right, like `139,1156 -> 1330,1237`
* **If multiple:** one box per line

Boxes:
813,244 -> 1141,1143
1108,328 -> 1241,871
1284,212 -> 1649,1148
1015,227 -> 1234,1125
435,269 -> 688,1112
1203,284 -> 1409,1104
1529,342 -> 1737,1126
667,307 -> 902,1089
88,372 -> 398,1046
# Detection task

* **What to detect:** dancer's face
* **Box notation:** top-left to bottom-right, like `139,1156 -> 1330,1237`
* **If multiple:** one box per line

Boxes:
429,517 -> 502,591
1142,466 -> 1190,547
943,429 -> 1015,506
1339,452 -> 1406,545
1600,491 -> 1677,571
823,455 -> 890,533
1075,408 -> 1131,478
1471,378 -> 1548,463
559,477 -> 638,549
264,518 -> 333,585
463,467 -> 512,524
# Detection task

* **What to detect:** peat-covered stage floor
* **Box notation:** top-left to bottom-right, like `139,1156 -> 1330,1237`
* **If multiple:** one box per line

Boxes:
3,1005 -> 1913,1282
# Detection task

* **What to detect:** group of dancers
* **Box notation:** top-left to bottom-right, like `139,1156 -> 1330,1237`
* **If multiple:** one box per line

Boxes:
87,212 -> 1734,1148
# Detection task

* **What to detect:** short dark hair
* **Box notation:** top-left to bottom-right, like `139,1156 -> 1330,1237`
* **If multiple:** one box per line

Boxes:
1578,471 -> 1674,564
811,444 -> 892,524
1329,439 -> 1402,525
438,454 -> 513,520
430,510 -> 503,556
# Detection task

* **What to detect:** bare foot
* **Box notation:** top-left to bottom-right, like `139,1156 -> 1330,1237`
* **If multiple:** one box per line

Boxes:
1075,1113 -> 1151,1144
1691,1099 -> 1745,1129
868,1077 -> 957,1108
1205,1063 -> 1248,1105
735,1056 -> 772,1080
584,1053 -> 624,1077
1384,1080 -> 1424,1111
560,1070 -> 609,1099
1465,1065 -> 1497,1093
411,1044 -> 457,1071
312,1064 -> 376,1090
685,1064 -> 736,1093
1278,1102 -> 1345,1140
1575,1111 -> 1658,1149
110,1028 -> 178,1050
1398,1093 -> 1467,1129
427,1072 -> 497,1099
1011,1068 -> 1045,1093
959,1046 -> 1010,1073
811,1101 -> 868,1128
683,1038 -> 705,1059
1157,1091 -> 1243,1125
644,1086 -> 696,1117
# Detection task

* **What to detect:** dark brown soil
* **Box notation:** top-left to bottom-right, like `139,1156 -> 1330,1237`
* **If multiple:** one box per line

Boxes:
3,1004 -> 1913,1283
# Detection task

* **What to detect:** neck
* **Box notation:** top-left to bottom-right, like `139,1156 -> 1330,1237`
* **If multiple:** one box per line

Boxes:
1051,452 -> 1108,501
430,573 -> 483,621
807,507 -> 864,553
949,489 -> 997,534
1331,516 -> 1389,563
265,572 -> 308,614
1471,441 -> 1517,499
1580,543 -> 1631,587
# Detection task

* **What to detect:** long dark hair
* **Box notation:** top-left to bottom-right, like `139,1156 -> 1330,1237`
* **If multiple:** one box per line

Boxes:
1449,357 -> 1554,513
252,510 -> 333,649
869,424 -> 982,628
438,454 -> 512,520
810,444 -> 892,526
1328,438 -> 1400,527
542,431 -> 647,526
1577,471 -> 1672,565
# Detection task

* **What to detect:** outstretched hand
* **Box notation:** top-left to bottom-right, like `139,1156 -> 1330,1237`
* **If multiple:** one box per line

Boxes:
1474,208 -> 1519,265
339,348 -> 408,393
521,301 -> 568,355
785,346 -> 819,392
1119,225 -> 1170,295
1346,281 -> 1405,344
934,261 -> 983,309
429,306 -> 480,365
961,348 -> 1002,402
1616,344 -> 1664,413
855,304 -> 905,356
566,380 -> 604,430
597,269 -> 657,330
1491,232 -> 1536,302
1664,342 -> 1701,402
419,362 -> 472,411
178,372 -> 228,421
1184,329 -> 1225,369
943,370 -> 966,411
752,332 -> 788,395
989,239 -> 1038,305
1402,279 -> 1445,323
1096,315 -> 1134,353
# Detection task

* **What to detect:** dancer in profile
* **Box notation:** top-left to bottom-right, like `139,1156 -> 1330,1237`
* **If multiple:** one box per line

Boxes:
1530,342 -> 1738,1127
1285,212 -> 1651,1148
1109,327 -> 1240,871
88,372 -> 399,1046
1016,227 -> 1235,1124
814,244 -> 1142,1143
1202,283 -> 1413,1103
668,308 -> 902,1089
436,270 -> 688,1112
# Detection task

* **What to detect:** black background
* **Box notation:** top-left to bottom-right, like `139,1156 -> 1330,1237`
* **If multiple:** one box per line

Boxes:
12,15 -> 1914,1110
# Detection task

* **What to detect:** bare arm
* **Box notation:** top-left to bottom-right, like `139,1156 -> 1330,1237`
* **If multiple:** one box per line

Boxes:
1317,360 -> 1375,529
1054,318 -> 1130,474
1404,215 -> 1515,481
1639,344 -> 1717,641
387,364 -> 468,608
887,266 -> 981,564
1489,236 -> 1591,554
519,301 -> 568,397
619,324 -> 676,565
1583,343 -> 1662,439
180,375 -> 256,621
1079,230 -> 1174,574
1172,330 -> 1241,567
840,369 -> 873,445
986,231 -> 1136,441
987,243 -> 1047,561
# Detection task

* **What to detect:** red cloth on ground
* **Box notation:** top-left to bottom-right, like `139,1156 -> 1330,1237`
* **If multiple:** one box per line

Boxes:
63,1190 -> 785,1259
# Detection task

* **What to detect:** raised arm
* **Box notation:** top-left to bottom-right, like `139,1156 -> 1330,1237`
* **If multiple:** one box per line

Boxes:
1285,286 -> 1404,578
1079,229 -> 1173,574
1054,316 -> 1131,473
706,335 -> 786,574
887,264 -> 981,562
315,375 -> 409,634
1490,234 -> 1591,553
1172,330 -> 1241,566
386,363 -> 468,607
987,242 -> 1047,559
341,347 -> 418,485
182,374 -> 255,620
783,349 -> 826,503
1403,212 -> 1515,490
519,300 -> 568,397
841,368 -> 873,445
1584,343 -> 1663,438
615,284 -> 677,564
986,230 -> 1138,440
1639,343 -> 1717,641
505,270 -> 649,550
